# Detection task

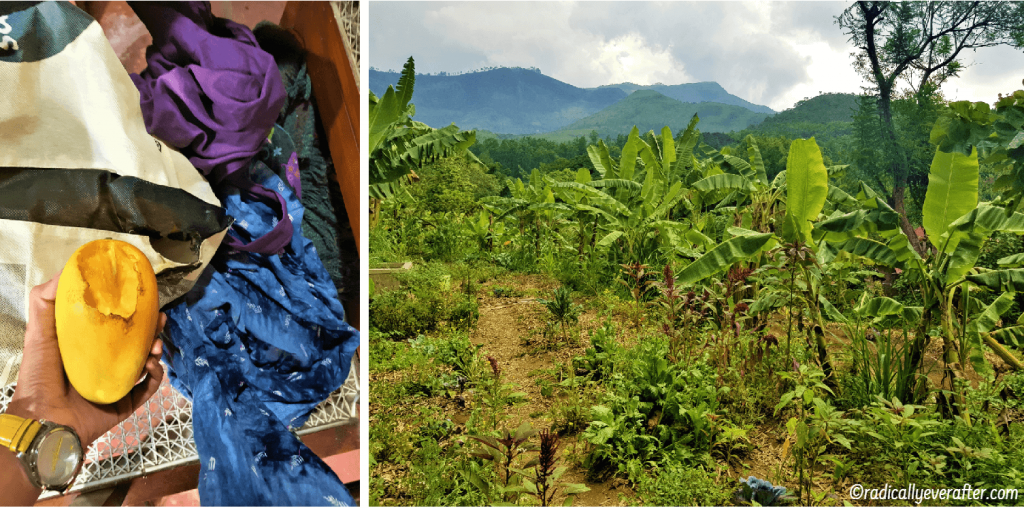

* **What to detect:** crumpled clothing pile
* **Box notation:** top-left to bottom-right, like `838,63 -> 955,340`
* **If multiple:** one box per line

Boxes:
125,2 -> 359,505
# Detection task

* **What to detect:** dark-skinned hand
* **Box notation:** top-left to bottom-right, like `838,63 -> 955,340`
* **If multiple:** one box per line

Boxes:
5,272 -> 166,447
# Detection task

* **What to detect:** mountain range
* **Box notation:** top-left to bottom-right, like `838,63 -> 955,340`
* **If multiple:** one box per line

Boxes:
593,82 -> 776,115
369,67 -> 625,135
369,67 -> 777,138
535,90 -> 770,143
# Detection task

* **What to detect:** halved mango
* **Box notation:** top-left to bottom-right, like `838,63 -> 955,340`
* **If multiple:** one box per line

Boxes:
55,239 -> 159,404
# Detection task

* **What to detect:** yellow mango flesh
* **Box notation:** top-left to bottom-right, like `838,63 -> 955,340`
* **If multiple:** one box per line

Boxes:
56,240 -> 159,404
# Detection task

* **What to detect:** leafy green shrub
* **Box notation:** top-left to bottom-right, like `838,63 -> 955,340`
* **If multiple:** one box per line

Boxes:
539,287 -> 582,344
491,285 -> 520,298
582,338 -> 727,481
574,321 -> 620,381
369,290 -> 442,337
449,299 -> 480,329
634,463 -> 731,506
409,331 -> 480,376
493,246 -> 539,273
370,329 -> 425,374
370,263 -> 480,337
843,398 -> 944,486
547,253 -> 617,295
408,439 -> 493,506
1004,372 -> 1024,409
425,219 -> 472,262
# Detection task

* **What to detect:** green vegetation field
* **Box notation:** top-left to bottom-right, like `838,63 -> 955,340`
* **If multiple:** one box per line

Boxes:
369,36 -> 1024,505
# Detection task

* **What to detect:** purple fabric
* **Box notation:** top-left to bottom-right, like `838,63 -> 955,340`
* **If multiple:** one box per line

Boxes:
283,151 -> 302,200
128,1 -> 292,254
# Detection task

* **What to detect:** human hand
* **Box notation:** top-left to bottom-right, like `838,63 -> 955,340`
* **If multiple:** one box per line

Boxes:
5,273 -> 166,447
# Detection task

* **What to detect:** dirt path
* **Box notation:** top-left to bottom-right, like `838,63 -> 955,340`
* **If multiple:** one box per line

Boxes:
463,273 -> 636,506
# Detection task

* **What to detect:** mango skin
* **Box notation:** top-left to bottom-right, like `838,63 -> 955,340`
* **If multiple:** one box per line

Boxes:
55,239 -> 159,404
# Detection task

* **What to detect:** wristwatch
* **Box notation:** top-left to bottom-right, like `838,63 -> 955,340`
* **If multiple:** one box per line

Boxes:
0,413 -> 84,492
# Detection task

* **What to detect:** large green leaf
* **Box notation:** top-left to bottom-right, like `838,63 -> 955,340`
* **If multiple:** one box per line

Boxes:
997,253 -> 1024,267
942,204 -> 1024,285
781,138 -> 829,244
596,230 -> 624,248
991,325 -> 1024,348
722,154 -> 756,182
369,57 -> 415,153
660,126 -> 676,175
814,207 -> 902,243
966,269 -> 1024,292
640,182 -> 685,227
618,127 -> 642,182
922,147 -> 979,249
819,294 -> 847,323
944,231 -> 987,286
746,135 -> 769,186
692,174 -> 757,195
946,203 -> 1024,244
966,292 -> 1016,377
826,186 -> 861,213
852,296 -> 906,323
674,114 -> 701,175
750,291 -> 789,316
588,140 -> 616,178
676,233 -> 775,285
836,237 -> 900,268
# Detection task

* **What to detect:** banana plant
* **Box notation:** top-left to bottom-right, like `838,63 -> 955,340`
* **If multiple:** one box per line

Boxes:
675,138 -> 828,285
930,92 -> 1024,212
466,208 -> 507,252
369,56 -> 480,222
689,135 -> 789,237
822,142 -> 1024,418
678,138 -> 841,374
549,168 -> 607,260
571,126 -> 707,265
481,169 -> 564,258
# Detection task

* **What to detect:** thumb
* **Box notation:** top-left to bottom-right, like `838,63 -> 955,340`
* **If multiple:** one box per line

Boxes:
19,273 -> 66,387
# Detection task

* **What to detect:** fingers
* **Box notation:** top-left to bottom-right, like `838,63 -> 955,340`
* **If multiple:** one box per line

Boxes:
24,274 -> 60,345
128,356 -> 164,415
153,313 -> 167,356
20,273 -> 66,388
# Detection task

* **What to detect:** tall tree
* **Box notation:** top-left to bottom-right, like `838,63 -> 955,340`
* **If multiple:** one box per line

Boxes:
837,1 -> 1024,254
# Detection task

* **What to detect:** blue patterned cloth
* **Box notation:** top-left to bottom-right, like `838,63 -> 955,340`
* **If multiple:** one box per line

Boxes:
163,162 -> 359,506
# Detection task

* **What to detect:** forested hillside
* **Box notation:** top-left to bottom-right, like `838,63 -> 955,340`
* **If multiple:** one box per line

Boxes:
542,90 -> 769,142
596,81 -> 776,115
369,67 -> 626,134
744,92 -> 859,140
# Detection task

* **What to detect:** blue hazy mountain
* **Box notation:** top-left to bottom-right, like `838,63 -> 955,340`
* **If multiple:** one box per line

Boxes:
369,67 -> 626,135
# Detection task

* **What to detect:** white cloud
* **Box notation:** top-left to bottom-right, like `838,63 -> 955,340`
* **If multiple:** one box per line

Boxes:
769,38 -> 864,111
369,1 -> 1023,110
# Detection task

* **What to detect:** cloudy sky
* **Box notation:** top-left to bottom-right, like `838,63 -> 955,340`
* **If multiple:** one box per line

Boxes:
369,1 -> 1024,112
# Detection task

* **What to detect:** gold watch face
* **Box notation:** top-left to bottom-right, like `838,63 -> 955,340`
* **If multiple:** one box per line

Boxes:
35,428 -> 82,488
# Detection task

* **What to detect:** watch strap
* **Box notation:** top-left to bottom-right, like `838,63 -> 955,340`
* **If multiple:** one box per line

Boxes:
0,413 -> 42,454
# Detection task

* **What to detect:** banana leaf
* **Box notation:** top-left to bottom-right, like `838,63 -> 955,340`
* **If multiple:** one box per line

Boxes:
780,138 -> 828,245
966,292 -> 1016,377
922,147 -> 979,249
676,233 -> 775,285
